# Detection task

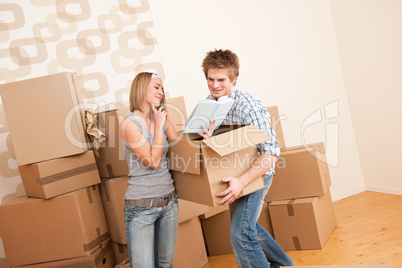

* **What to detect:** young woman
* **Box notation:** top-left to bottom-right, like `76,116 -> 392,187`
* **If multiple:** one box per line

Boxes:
119,72 -> 214,267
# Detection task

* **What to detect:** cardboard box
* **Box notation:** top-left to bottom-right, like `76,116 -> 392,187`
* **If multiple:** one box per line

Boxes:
265,142 -> 331,201
94,97 -> 187,179
99,176 -> 130,244
0,186 -> 110,266
110,217 -> 208,268
268,190 -> 337,250
168,124 -> 270,206
178,199 -> 209,223
111,242 -> 129,266
267,106 -> 286,149
13,243 -> 116,268
165,96 -> 188,132
99,176 -> 209,244
173,217 -> 208,268
96,107 -> 130,179
0,72 -> 89,166
18,150 -> 100,199
200,202 -> 273,256
200,204 -> 229,219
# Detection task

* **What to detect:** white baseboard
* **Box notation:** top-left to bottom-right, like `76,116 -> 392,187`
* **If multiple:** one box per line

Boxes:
365,185 -> 402,196
330,186 -> 366,202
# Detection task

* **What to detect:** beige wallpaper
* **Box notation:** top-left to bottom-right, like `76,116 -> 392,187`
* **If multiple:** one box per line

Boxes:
0,0 -> 163,264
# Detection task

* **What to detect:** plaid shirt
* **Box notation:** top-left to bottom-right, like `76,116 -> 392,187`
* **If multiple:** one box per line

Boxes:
207,86 -> 280,177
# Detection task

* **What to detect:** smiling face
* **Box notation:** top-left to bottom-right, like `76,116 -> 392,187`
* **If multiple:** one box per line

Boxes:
207,68 -> 237,99
145,77 -> 164,107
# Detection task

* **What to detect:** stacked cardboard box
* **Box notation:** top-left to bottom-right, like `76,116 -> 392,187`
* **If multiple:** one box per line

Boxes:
263,107 -> 337,251
200,203 -> 273,256
0,73 -> 112,267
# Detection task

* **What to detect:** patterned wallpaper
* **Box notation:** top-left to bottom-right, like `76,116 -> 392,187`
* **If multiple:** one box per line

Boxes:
0,0 -> 163,264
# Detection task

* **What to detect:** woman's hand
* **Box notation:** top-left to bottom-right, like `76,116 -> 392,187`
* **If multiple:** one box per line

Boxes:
152,103 -> 167,128
198,119 -> 216,139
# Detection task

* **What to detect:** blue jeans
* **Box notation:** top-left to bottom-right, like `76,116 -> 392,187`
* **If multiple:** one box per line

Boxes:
124,194 -> 179,268
229,175 -> 295,268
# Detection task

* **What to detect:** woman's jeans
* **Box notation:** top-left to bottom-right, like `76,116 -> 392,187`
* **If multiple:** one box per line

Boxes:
124,195 -> 178,268
229,175 -> 295,268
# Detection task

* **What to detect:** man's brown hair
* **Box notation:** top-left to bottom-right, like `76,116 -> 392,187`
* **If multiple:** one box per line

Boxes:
202,49 -> 240,82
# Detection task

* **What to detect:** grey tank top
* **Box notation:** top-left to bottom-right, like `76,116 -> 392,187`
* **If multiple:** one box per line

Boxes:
122,114 -> 175,200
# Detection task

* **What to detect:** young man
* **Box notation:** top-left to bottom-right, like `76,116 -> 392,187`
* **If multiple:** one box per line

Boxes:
201,49 -> 295,268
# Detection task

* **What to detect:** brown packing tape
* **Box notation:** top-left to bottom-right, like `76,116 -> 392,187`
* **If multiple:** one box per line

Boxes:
96,228 -> 102,249
83,230 -> 110,251
101,180 -> 111,202
106,164 -> 114,178
36,163 -> 98,185
86,187 -> 93,204
286,199 -> 297,216
118,244 -> 125,254
292,236 -> 302,250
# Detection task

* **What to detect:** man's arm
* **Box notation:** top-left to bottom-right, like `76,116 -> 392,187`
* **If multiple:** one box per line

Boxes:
216,153 -> 277,205
216,104 -> 279,205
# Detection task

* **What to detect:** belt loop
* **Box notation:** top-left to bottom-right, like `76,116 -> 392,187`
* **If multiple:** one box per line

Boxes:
150,199 -> 154,207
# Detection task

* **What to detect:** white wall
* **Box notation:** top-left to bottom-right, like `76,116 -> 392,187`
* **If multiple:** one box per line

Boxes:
331,0 -> 402,195
149,0 -> 366,201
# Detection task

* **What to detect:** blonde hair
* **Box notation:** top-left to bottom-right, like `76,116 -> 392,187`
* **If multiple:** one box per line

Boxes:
129,72 -> 165,112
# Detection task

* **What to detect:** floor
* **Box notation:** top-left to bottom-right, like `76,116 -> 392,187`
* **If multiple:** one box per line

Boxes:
203,191 -> 402,268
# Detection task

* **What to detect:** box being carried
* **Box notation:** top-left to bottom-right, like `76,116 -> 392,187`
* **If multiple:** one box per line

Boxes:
168,124 -> 270,207
0,72 -> 89,166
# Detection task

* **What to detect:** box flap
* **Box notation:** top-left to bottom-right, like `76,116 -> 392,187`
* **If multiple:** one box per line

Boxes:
267,106 -> 286,149
201,124 -> 271,156
282,142 -> 324,153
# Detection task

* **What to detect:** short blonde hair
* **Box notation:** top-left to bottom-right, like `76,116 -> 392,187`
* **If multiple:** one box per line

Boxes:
129,72 -> 165,112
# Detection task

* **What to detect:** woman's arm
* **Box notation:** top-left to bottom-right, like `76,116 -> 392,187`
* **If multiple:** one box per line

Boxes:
165,118 -> 178,141
120,105 -> 167,169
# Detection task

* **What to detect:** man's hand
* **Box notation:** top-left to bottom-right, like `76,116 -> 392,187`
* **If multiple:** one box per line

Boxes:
198,119 -> 216,139
216,177 -> 245,205
215,154 -> 278,206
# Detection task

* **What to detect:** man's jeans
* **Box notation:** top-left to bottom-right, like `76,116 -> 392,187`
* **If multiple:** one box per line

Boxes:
229,175 -> 295,268
124,195 -> 178,268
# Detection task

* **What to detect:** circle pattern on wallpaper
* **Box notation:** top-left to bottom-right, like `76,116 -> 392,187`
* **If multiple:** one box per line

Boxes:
0,1 -> 164,186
